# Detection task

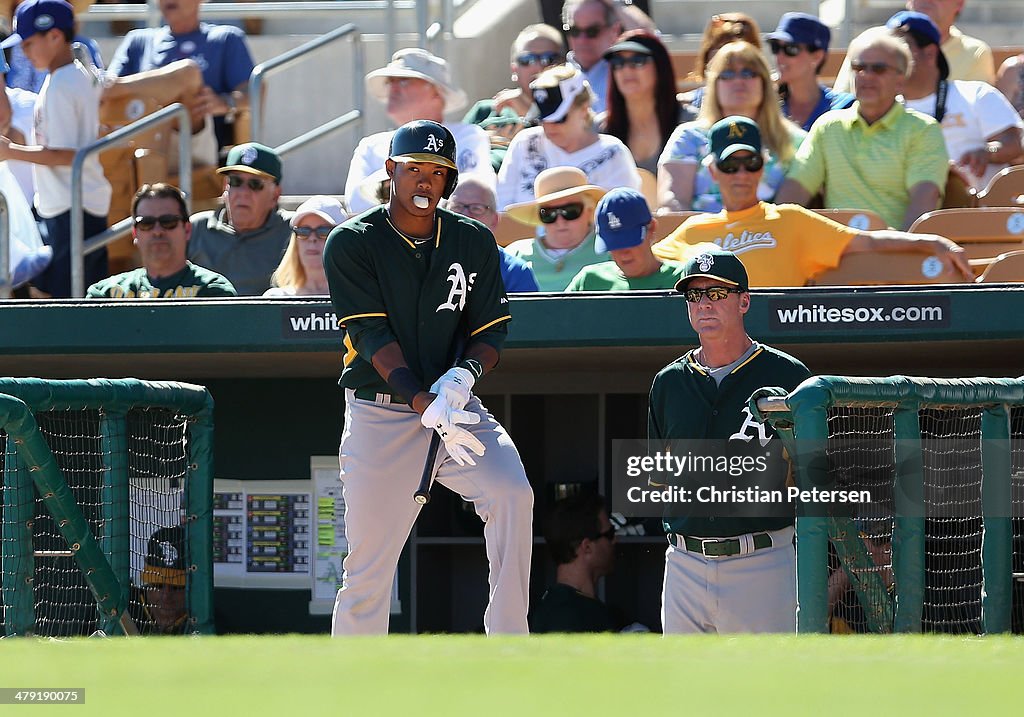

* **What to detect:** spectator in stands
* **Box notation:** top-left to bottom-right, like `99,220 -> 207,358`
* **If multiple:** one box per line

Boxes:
139,525 -> 190,634
465,24 -> 565,127
496,64 -> 639,209
4,81 -> 35,205
345,47 -> 493,216
658,41 -> 803,214
504,166 -> 608,290
444,177 -> 540,292
263,196 -> 345,297
599,30 -> 684,175
653,116 -> 972,285
776,28 -> 949,231
567,187 -> 683,290
834,0 -> 996,91
892,11 -> 1023,191
995,51 -> 1024,121
107,0 -> 255,151
188,142 -> 292,295
561,0 -> 621,114
0,0 -> 110,298
530,492 -> 621,633
680,12 -> 762,114
765,13 -> 854,131
88,183 -> 236,298
3,0 -> 103,94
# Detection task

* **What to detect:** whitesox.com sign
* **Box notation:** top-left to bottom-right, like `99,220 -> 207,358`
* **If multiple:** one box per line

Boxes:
769,295 -> 950,331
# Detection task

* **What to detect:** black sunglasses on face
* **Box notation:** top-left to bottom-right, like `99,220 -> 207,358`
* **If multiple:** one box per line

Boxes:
851,61 -> 899,76
538,202 -> 584,224
134,214 -> 185,231
684,286 -> 744,303
563,23 -> 606,39
716,154 -> 765,174
769,40 -> 808,57
227,175 -> 268,191
516,51 -> 562,67
609,54 -> 652,71
294,226 -> 332,241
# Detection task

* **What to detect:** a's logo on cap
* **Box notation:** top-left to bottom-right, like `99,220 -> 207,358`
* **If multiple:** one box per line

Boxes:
156,540 -> 179,567
34,14 -> 55,30
696,253 -> 715,272
424,134 -> 443,153
727,122 -> 746,139
240,146 -> 258,165
607,212 -> 621,230
534,88 -> 548,103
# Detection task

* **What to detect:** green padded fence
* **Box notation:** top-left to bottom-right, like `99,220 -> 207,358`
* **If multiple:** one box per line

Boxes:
753,376 -> 1024,635
0,378 -> 215,637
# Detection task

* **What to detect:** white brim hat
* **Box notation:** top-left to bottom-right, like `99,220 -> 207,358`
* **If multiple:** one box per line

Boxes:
366,47 -> 468,115
291,195 -> 348,228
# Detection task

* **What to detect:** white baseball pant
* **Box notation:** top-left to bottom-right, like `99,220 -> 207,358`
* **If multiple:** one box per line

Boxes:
331,390 -> 533,635
661,525 -> 796,634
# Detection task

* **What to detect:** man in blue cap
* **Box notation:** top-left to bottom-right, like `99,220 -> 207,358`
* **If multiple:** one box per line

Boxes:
565,187 -> 684,291
890,10 -> 1023,191
765,12 -> 853,131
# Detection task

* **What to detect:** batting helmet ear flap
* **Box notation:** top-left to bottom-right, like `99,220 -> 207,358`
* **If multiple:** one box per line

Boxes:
442,165 -> 458,199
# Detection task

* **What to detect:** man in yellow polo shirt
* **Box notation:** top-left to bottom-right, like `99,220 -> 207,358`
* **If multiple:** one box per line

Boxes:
653,116 -> 972,286
775,28 -> 948,230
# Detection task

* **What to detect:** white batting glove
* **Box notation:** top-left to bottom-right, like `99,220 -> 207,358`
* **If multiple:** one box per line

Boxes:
429,367 -> 475,410
440,425 -> 486,467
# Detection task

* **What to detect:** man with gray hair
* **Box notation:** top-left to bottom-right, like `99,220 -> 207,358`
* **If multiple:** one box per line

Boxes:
344,48 -> 495,215
776,27 -> 948,230
561,0 -> 622,114
445,177 -> 540,292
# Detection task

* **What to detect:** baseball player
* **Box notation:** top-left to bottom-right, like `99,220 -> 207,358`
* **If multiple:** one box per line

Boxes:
325,120 -> 533,635
648,246 -> 811,633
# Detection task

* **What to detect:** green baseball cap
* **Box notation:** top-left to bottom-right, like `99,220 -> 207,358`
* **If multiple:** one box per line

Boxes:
217,142 -> 283,182
708,116 -> 762,161
674,246 -> 749,293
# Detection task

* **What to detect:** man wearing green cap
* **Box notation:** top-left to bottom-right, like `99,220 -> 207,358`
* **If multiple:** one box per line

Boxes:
188,142 -> 294,295
648,246 -> 810,633
654,116 -> 972,285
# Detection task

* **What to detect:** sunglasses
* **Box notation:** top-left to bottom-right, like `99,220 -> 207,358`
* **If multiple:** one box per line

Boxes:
538,202 -> 584,224
563,23 -> 606,39
609,54 -> 652,71
450,202 -> 493,217
851,61 -> 901,76
294,226 -> 332,241
589,526 -> 616,541
516,51 -> 562,67
134,214 -> 185,231
716,154 -> 765,174
684,286 -> 744,303
717,67 -> 759,81
227,175 -> 268,191
769,41 -> 807,57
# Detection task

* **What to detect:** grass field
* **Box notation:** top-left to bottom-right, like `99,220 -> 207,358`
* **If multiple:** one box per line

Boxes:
0,634 -> 1021,716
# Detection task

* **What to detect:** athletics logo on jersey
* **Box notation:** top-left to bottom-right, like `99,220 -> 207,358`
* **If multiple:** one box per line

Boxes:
424,134 -> 444,153
729,407 -> 772,447
696,253 -> 714,272
436,263 -> 477,313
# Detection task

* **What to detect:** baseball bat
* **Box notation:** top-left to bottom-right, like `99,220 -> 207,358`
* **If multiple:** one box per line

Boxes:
413,333 -> 468,505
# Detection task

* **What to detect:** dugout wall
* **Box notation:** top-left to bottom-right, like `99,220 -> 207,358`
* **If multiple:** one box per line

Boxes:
0,287 -> 1021,633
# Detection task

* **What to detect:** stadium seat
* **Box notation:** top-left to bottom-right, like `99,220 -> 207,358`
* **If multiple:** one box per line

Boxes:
942,168 -> 978,209
976,165 -> 1024,208
811,208 -> 887,231
977,250 -> 1024,283
809,252 -> 969,286
909,207 -> 1024,263
637,168 -> 658,213
652,211 -> 700,242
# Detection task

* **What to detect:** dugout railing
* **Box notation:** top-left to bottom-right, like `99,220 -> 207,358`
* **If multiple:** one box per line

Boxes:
753,376 -> 1024,635
0,378 -> 215,638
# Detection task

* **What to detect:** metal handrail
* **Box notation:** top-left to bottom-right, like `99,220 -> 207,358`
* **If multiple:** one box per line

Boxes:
0,192 -> 9,298
79,1 -> 416,23
70,103 -> 192,298
249,23 -> 364,148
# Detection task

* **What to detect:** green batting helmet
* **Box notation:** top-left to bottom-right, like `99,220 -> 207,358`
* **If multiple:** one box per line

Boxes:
388,120 -> 459,198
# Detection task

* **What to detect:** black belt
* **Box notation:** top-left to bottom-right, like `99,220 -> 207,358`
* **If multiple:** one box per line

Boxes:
351,388 -> 407,405
669,532 -> 773,557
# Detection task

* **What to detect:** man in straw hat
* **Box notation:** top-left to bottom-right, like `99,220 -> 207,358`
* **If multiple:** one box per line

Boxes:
345,47 -> 495,215
503,166 -> 607,290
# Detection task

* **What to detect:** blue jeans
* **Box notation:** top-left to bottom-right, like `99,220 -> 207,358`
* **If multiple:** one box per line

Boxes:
34,211 -> 109,298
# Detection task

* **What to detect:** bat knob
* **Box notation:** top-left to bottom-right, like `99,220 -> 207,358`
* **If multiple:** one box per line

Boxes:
414,493 -> 430,505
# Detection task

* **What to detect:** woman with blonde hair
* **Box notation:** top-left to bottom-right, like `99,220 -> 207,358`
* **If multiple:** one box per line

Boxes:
681,13 -> 762,113
263,196 -> 346,296
657,41 -> 804,213
496,63 -> 639,209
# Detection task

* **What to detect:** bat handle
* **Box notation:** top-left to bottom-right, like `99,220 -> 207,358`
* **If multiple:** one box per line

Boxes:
414,432 -> 443,504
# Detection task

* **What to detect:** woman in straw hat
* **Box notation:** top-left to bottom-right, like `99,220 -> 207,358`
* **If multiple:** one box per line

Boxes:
503,166 -> 607,290
496,64 -> 639,210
